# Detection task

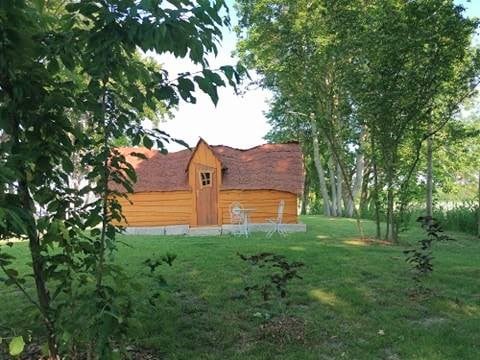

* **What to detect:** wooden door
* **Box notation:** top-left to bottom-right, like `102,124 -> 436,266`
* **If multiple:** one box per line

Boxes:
195,166 -> 218,226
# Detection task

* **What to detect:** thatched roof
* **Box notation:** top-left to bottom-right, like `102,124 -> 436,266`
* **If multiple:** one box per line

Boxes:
115,142 -> 304,195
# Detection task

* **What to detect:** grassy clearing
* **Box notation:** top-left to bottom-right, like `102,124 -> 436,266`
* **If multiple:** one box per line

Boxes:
1,216 -> 479,359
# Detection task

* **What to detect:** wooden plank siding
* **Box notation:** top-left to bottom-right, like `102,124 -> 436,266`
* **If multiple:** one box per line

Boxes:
219,190 -> 298,224
117,189 -> 298,227
116,191 -> 192,226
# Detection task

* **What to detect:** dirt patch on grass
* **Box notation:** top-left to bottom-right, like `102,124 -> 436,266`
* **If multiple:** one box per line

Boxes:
343,237 -> 393,246
258,316 -> 306,345
234,330 -> 258,355
407,287 -> 435,301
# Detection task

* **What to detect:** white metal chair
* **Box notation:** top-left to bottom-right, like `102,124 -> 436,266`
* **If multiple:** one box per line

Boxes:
229,201 -> 246,235
266,200 -> 286,238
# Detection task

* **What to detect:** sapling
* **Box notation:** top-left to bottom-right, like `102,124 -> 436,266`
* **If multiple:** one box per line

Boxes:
237,252 -> 304,304
404,216 -> 453,294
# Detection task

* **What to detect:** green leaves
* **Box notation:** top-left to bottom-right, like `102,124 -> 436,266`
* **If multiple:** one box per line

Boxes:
0,252 -> 15,267
142,136 -> 154,149
177,77 -> 196,103
194,75 -> 219,105
237,0 -> 479,240
1,0 -> 242,357
9,336 -> 25,357
192,69 -> 226,106
238,252 -> 304,302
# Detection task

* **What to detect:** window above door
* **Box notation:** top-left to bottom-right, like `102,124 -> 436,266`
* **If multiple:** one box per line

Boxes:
200,171 -> 212,187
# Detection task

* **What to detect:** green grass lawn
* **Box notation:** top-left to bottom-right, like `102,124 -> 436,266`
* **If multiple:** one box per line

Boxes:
1,216 -> 479,359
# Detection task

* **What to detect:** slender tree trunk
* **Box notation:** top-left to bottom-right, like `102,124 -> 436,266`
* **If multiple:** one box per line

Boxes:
346,148 -> 365,217
359,166 -> 370,217
328,156 -> 338,216
301,173 -> 309,215
426,134 -> 433,217
383,141 -> 398,242
342,190 -> 349,218
346,128 -> 366,217
96,87 -> 109,292
310,117 -> 332,216
10,112 -> 59,358
371,134 -> 381,239
19,180 -> 59,359
385,160 -> 398,242
477,170 -> 480,238
386,185 -> 395,241
336,162 -> 343,216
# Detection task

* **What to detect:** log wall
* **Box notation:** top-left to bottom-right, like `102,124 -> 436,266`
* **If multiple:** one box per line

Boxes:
116,191 -> 192,226
219,190 -> 298,224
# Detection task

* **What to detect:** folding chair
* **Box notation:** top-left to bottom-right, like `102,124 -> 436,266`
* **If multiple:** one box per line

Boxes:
229,201 -> 246,236
266,200 -> 286,238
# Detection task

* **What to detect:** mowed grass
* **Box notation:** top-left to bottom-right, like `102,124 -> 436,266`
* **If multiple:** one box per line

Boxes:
1,216 -> 479,359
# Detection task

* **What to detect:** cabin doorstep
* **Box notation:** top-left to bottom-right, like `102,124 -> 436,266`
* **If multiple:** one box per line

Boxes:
113,138 -> 305,235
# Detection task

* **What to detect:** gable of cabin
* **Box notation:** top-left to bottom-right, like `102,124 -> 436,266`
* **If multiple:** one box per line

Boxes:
187,139 -> 222,226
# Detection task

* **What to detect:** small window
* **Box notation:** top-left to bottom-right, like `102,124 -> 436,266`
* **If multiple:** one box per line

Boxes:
200,171 -> 212,187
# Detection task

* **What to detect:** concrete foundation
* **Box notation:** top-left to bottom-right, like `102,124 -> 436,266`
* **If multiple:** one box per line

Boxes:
279,223 -> 307,232
188,226 -> 222,237
124,223 -> 306,236
165,225 -> 189,235
123,226 -> 165,235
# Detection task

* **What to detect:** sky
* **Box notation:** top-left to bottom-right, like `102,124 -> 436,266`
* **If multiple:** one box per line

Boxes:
151,0 -> 271,151
154,0 -> 480,152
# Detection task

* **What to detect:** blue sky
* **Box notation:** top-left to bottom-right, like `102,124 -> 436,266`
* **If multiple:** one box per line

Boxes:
458,0 -> 480,17
159,0 -> 479,151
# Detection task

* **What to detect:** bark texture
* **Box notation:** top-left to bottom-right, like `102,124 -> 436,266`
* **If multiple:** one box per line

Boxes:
310,117 -> 332,216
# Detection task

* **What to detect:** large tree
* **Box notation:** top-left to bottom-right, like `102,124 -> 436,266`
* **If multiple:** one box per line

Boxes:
236,0 -> 366,220
0,1 -> 243,358
236,0 -> 479,241
336,0 -> 479,240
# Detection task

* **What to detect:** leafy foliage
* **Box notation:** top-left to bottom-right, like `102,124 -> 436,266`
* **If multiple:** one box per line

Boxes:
143,253 -> 177,307
236,0 -> 480,241
238,252 -> 304,302
8,336 -> 25,357
0,0 -> 243,358
404,216 -> 453,290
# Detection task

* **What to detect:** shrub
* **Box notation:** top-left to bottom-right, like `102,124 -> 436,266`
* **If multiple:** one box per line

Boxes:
433,203 -> 478,236
237,252 -> 304,302
404,216 -> 453,293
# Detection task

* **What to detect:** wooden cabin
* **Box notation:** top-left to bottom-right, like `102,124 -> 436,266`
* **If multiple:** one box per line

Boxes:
115,139 -> 304,227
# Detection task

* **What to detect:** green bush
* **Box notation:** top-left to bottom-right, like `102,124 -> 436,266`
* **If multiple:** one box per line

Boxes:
433,203 -> 478,236
358,202 -> 479,237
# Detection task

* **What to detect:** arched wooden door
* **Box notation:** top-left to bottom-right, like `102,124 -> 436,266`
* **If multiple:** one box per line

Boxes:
195,165 -> 218,226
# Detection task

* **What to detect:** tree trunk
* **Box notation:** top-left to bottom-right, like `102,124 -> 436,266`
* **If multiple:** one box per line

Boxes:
329,156 -> 338,216
11,114 -> 59,359
19,180 -> 59,359
477,170 -> 480,238
346,148 -> 365,218
385,185 -> 395,241
342,190 -> 349,218
370,134 -> 381,239
336,162 -> 343,216
426,135 -> 433,217
346,128 -> 366,217
310,117 -> 332,216
385,158 -> 398,242
359,165 -> 371,217
301,172 -> 309,215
